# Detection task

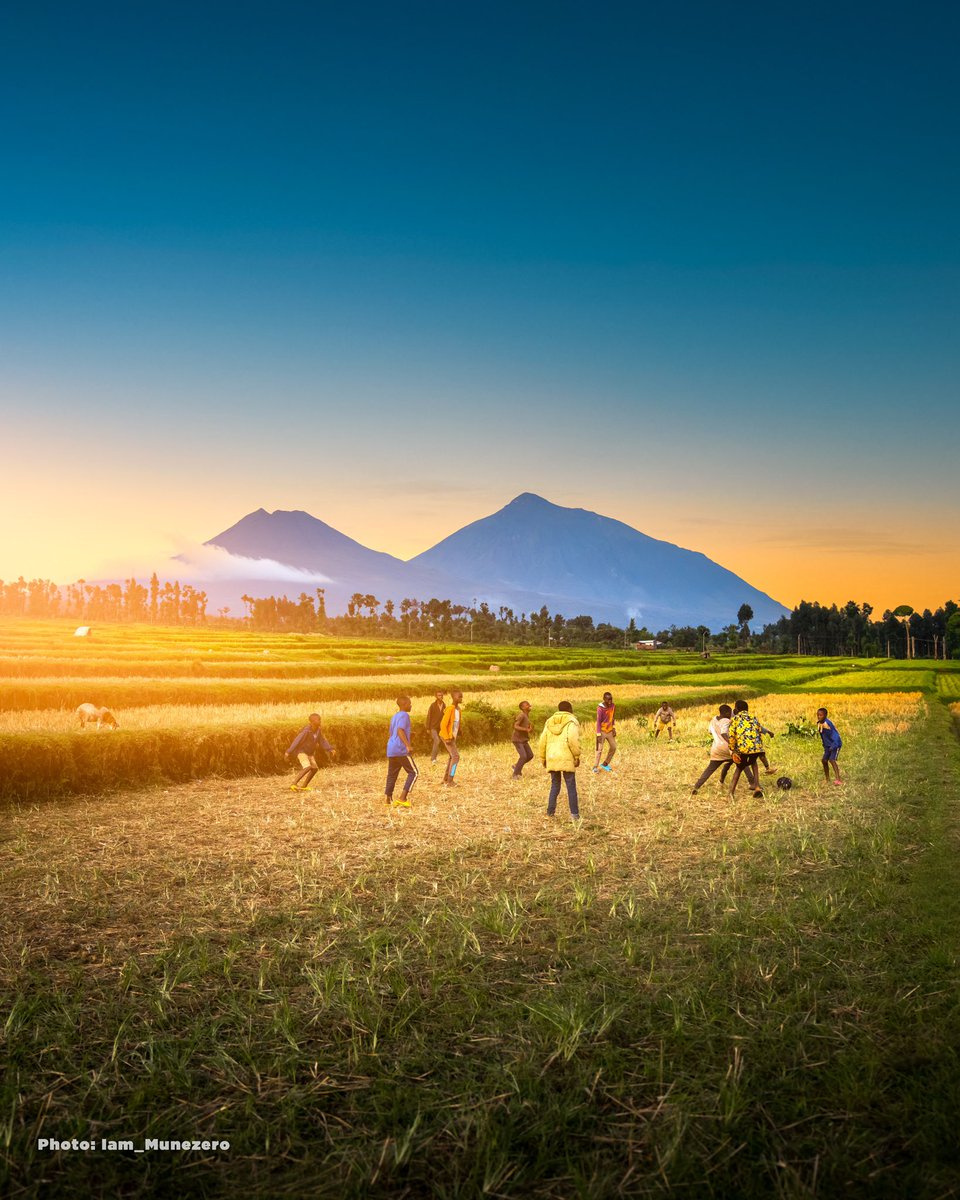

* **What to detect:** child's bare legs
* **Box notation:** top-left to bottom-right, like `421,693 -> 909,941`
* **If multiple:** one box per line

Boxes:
823,754 -> 842,783
291,752 -> 319,788
730,756 -> 761,796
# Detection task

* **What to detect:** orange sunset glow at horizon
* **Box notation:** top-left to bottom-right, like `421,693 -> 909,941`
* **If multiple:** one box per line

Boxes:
2,474 -> 956,619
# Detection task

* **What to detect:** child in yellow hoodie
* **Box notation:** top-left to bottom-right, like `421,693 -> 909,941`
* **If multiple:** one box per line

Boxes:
537,701 -> 581,820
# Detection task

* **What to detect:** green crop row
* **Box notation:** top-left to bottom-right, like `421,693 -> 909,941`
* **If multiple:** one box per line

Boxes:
791,670 -> 938,693
0,657 -> 458,680
0,662 -> 801,712
0,675 -> 517,712
0,621 -> 627,657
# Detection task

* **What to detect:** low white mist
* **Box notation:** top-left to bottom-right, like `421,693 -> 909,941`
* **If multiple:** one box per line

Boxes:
173,540 -> 331,584
94,538 -> 331,586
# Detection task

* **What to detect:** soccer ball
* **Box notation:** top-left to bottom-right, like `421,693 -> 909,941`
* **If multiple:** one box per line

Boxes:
776,776 -> 793,791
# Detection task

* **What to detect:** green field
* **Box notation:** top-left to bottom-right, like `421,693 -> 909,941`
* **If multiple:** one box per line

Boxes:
2,621 -> 960,1196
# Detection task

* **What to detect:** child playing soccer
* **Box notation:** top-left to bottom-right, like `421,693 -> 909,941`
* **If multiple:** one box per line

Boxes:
439,690 -> 463,787
593,692 -> 617,772
285,713 -> 335,790
385,695 -> 418,808
816,707 -> 843,784
727,700 -> 765,798
653,702 -> 676,741
691,704 -> 734,793
511,701 -> 535,778
538,700 -> 581,820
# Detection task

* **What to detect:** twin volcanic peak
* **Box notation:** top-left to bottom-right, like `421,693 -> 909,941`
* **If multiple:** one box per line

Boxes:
209,506 -> 404,577
205,494 -> 787,628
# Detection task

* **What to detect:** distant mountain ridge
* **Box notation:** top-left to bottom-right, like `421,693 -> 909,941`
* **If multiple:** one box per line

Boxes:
408,493 -> 786,628
203,494 -> 788,629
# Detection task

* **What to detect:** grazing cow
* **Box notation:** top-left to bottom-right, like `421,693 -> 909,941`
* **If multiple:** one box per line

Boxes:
76,703 -> 119,730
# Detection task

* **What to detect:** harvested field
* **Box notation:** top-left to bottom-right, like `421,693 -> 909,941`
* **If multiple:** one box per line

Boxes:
3,617 -> 960,1196
3,691 -> 960,1197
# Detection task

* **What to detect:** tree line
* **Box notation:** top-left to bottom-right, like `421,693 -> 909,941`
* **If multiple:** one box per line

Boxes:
1,575 -> 957,657
0,576 -> 208,624
761,599 -> 959,659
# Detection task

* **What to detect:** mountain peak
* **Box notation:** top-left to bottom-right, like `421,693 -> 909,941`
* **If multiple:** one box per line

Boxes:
206,507 -> 405,571
411,495 -> 788,627
503,492 -> 554,511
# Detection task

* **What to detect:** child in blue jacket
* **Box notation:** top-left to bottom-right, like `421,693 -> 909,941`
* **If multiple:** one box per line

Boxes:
816,707 -> 842,785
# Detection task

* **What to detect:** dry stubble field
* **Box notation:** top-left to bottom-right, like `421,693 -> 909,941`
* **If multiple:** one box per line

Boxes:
4,682 -> 960,1198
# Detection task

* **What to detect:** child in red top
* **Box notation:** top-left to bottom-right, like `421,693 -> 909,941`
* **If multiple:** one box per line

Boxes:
593,692 -> 616,773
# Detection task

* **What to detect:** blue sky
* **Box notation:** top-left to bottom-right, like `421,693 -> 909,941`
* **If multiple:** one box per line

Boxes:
1,1 -> 957,607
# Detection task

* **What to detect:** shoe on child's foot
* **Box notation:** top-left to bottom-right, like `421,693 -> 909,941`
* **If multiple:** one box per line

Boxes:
289,784 -> 305,791
752,788 -> 764,798
832,778 -> 843,785
592,767 -> 599,773
393,797 -> 411,809
601,764 -> 612,772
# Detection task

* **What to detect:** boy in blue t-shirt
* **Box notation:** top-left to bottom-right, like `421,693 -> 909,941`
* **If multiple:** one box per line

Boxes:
385,695 -> 418,809
816,707 -> 843,785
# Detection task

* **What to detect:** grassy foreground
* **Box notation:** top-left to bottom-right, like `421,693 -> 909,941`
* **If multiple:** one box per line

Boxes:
2,693 -> 959,1197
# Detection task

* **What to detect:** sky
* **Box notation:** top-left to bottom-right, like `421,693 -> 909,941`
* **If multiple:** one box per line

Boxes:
1,0 -> 958,614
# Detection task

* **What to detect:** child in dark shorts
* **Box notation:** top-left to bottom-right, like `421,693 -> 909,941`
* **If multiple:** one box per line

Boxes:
816,707 -> 843,784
